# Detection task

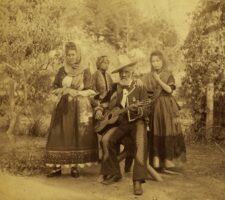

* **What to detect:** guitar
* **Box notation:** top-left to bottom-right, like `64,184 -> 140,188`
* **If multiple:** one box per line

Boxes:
94,99 -> 152,133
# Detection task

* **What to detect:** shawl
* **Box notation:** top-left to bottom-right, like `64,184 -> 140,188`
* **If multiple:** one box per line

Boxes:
92,70 -> 113,99
63,64 -> 86,90
142,70 -> 174,98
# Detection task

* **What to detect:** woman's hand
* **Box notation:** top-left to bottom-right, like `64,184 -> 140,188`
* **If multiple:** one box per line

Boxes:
87,89 -> 98,96
153,72 -> 172,93
153,72 -> 161,82
62,88 -> 73,96
60,88 -> 79,97
79,89 -> 97,97
52,88 -> 79,97
56,88 -> 97,98
52,88 -> 63,95
95,110 -> 104,120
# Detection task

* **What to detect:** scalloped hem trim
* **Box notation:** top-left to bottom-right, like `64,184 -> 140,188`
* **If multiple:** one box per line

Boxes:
46,162 -> 99,168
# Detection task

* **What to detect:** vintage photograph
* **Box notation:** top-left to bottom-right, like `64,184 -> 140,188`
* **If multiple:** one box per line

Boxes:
0,0 -> 225,199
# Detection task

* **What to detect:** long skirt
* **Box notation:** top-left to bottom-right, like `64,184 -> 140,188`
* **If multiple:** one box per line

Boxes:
45,95 -> 98,166
149,95 -> 186,169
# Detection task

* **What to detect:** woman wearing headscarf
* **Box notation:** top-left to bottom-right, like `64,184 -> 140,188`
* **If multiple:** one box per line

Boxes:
142,50 -> 186,172
45,42 -> 98,177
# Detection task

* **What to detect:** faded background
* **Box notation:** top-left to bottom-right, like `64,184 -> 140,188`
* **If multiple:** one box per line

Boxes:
0,0 -> 225,200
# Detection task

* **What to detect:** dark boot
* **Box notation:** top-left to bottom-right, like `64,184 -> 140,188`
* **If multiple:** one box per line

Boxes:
71,167 -> 80,178
101,174 -> 122,185
47,167 -> 61,177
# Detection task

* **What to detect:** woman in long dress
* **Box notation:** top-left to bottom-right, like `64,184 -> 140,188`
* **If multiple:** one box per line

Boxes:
45,42 -> 98,177
142,50 -> 186,172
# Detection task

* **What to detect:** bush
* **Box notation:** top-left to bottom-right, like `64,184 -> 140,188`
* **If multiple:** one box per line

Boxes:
181,1 -> 225,134
29,115 -> 51,137
0,151 -> 45,175
0,0 -> 64,136
0,136 -> 46,175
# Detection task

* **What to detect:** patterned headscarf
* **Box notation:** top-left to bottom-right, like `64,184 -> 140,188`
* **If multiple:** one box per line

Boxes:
149,50 -> 167,72
65,41 -> 81,65
64,42 -> 84,77
141,51 -> 171,97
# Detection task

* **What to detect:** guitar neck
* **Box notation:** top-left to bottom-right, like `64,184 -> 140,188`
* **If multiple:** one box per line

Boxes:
117,99 -> 151,115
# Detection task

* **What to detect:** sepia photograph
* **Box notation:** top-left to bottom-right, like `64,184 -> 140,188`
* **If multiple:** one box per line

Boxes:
0,0 -> 225,199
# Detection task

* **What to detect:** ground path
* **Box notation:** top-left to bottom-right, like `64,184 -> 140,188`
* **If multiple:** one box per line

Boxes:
1,144 -> 225,200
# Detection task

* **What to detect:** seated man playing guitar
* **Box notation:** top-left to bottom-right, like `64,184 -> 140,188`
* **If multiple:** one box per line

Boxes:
94,83 -> 135,173
94,60 -> 149,196
93,55 -> 135,173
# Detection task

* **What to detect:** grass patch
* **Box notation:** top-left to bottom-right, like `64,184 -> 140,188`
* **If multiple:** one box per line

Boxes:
0,133 -> 46,175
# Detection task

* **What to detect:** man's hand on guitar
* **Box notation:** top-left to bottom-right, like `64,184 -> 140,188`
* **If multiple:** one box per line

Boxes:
95,110 -> 104,120
129,104 -> 139,112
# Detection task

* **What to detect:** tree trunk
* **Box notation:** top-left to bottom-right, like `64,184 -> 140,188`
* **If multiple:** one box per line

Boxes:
24,83 -> 28,106
6,81 -> 18,140
206,82 -> 214,138
6,111 -> 18,140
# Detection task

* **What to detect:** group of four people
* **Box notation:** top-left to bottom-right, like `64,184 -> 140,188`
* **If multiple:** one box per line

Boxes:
45,41 -> 186,195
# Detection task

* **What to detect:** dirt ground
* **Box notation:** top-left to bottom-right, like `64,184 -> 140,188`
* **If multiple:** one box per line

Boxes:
0,135 -> 225,200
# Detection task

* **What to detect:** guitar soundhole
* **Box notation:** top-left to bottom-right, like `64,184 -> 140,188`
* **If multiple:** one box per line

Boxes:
108,114 -> 113,120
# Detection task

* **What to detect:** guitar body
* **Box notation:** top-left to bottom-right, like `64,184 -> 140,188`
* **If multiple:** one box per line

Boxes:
94,107 -> 122,133
94,99 -> 152,134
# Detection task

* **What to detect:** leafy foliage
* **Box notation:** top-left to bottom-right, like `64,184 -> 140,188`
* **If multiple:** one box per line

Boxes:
67,0 -> 179,53
0,0 -> 64,95
0,0 -> 183,136
0,0 -> 64,134
181,0 -> 225,132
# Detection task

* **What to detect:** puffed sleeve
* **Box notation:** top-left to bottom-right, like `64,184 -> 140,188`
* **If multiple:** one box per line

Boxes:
52,67 -> 64,89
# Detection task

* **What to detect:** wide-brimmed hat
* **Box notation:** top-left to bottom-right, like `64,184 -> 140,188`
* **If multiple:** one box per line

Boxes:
111,55 -> 137,74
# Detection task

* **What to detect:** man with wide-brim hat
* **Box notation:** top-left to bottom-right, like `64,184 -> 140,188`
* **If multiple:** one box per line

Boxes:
111,61 -> 137,74
92,55 -> 135,175
96,57 -> 149,195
